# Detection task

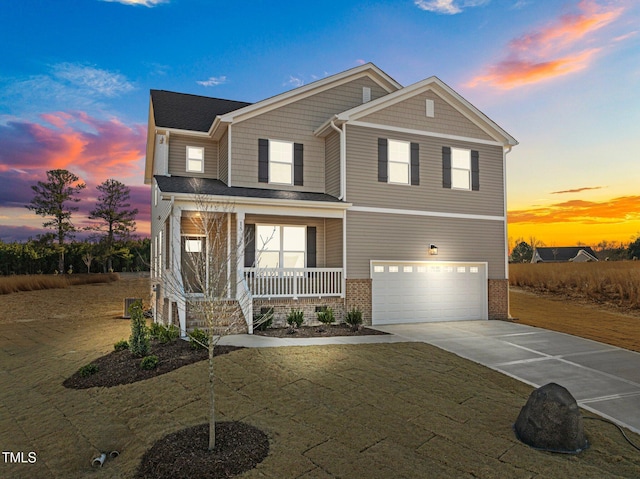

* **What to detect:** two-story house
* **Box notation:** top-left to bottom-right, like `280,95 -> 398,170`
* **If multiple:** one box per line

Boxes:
145,63 -> 517,335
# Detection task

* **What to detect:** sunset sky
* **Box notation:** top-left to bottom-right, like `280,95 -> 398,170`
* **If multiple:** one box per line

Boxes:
1,0 -> 639,249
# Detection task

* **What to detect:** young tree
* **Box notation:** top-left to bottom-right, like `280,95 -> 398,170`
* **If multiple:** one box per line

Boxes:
88,179 -> 138,271
162,191 -> 271,451
26,169 -> 86,273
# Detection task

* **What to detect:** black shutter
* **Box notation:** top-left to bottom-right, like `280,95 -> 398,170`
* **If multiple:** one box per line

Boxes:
410,142 -> 419,186
442,146 -> 451,189
378,138 -> 388,182
471,150 -> 480,191
294,143 -> 304,186
244,224 -> 255,267
258,139 -> 269,183
306,226 -> 316,267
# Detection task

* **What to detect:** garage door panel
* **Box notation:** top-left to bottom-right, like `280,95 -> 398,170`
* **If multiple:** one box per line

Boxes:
372,261 -> 487,325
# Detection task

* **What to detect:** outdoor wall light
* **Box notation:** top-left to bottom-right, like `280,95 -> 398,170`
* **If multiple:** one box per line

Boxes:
429,244 -> 438,255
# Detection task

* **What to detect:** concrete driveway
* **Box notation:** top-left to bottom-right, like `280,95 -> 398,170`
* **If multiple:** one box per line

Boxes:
373,321 -> 640,435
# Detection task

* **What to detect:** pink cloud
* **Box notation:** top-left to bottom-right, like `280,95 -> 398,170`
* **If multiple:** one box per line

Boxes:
467,0 -> 624,89
0,112 -> 150,238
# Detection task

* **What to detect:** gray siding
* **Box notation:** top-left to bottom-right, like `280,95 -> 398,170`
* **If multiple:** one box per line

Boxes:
345,124 -> 505,217
219,129 -> 229,184
245,215 -> 328,267
325,130 -> 341,198
346,210 -> 506,280
231,77 -> 388,192
360,89 -> 495,142
325,218 -> 343,268
168,134 -> 218,179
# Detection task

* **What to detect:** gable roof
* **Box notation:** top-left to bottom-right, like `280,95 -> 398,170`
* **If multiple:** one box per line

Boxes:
533,247 -> 598,262
150,90 -> 251,132
315,76 -> 517,146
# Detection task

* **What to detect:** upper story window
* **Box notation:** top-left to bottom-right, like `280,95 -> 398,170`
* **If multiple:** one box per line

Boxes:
186,146 -> 204,173
387,139 -> 410,184
442,146 -> 479,191
451,148 -> 471,190
258,139 -> 304,186
378,138 -> 419,186
269,140 -> 294,185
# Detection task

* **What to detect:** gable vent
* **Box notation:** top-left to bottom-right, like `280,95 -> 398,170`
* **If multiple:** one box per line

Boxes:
426,99 -> 435,118
363,86 -> 371,103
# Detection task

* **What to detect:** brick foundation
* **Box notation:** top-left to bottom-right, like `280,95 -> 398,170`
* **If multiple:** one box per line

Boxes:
488,279 -> 509,320
253,297 -> 345,328
345,279 -> 372,325
186,300 -> 248,335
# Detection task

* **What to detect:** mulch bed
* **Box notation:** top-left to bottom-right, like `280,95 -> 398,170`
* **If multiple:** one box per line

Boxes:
135,421 -> 269,479
254,324 -> 389,338
63,340 -> 243,389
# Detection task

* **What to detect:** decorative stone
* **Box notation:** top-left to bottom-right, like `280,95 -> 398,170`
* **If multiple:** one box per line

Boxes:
514,382 -> 588,453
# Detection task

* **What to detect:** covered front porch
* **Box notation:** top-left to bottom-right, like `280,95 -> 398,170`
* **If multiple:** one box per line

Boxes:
158,199 -> 348,334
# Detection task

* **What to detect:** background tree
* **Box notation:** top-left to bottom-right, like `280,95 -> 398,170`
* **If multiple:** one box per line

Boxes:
26,169 -> 86,273
88,179 -> 138,271
510,240 -> 533,263
628,236 -> 640,260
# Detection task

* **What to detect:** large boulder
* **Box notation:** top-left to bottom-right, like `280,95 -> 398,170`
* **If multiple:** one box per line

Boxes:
514,382 -> 588,453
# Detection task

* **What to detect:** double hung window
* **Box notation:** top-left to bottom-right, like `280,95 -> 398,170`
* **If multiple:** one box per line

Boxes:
256,225 -> 306,269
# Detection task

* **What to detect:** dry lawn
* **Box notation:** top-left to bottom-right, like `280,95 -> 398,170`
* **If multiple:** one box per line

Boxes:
1,276 -> 640,478
0,273 -> 120,295
510,262 -> 640,311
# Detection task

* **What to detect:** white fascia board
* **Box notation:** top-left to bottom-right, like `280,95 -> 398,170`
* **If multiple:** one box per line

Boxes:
217,64 -> 401,125
349,205 -> 504,222
172,196 -> 351,219
157,126 -> 210,138
348,121 -> 504,147
314,116 -> 346,137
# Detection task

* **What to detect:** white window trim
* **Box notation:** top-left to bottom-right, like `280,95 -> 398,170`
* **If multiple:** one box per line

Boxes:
256,224 -> 306,269
387,139 -> 411,185
186,146 -> 205,173
451,147 -> 471,191
268,140 -> 294,185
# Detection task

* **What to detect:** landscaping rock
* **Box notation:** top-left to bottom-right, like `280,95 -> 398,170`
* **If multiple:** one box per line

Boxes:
514,382 -> 588,453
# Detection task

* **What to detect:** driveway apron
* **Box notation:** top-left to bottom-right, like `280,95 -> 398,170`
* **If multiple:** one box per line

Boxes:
372,321 -> 640,435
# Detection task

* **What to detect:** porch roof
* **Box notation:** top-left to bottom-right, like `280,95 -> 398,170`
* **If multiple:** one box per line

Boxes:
155,176 -> 346,204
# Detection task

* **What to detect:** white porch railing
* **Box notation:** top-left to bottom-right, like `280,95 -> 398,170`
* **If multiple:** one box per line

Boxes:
238,278 -> 254,333
243,268 -> 343,298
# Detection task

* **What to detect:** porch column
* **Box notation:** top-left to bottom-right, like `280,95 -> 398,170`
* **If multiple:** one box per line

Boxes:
171,206 -> 186,335
236,210 -> 245,296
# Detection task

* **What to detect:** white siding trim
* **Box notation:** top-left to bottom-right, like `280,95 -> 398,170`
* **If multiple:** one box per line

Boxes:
348,121 -> 504,147
349,205 -> 504,222
227,124 -> 232,186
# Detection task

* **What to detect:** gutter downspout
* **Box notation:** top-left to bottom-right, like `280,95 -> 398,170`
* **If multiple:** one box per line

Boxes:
503,145 -> 513,319
330,120 -> 347,297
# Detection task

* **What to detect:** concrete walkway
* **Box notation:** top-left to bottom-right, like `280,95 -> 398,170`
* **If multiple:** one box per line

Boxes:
219,321 -> 640,435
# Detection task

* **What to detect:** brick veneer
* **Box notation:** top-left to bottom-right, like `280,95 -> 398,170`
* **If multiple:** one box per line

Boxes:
186,300 -> 248,335
345,279 -> 372,325
253,297 -> 345,328
488,279 -> 509,319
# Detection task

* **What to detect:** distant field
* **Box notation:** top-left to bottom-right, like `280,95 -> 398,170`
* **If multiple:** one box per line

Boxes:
0,273 -> 120,295
509,262 -> 640,311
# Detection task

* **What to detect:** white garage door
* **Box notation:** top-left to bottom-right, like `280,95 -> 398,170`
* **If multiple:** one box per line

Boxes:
371,261 -> 487,325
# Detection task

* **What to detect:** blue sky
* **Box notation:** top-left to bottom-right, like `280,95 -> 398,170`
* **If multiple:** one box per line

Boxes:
1,0 -> 639,246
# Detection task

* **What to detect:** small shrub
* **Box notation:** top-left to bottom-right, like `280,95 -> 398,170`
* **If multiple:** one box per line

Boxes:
287,309 -> 305,330
129,300 -> 150,357
78,363 -> 99,377
140,355 -> 159,370
254,307 -> 274,331
189,328 -> 209,350
114,339 -> 129,352
149,322 -> 180,343
316,307 -> 335,331
345,307 -> 363,331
